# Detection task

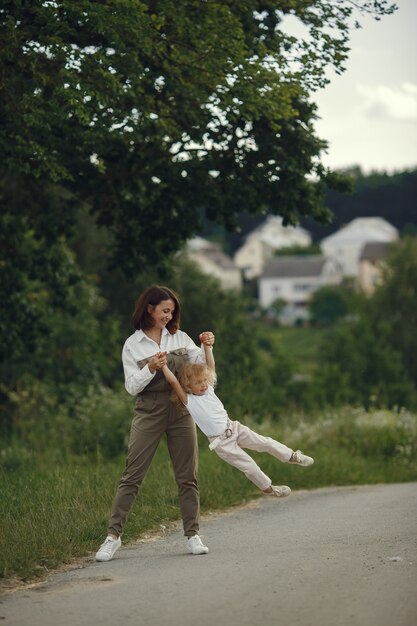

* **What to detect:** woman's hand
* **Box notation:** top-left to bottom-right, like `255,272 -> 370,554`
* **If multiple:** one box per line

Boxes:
199,331 -> 215,347
148,351 -> 167,374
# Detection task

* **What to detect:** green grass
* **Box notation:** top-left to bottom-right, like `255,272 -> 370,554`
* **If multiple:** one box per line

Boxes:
1,407 -> 417,584
266,326 -> 329,374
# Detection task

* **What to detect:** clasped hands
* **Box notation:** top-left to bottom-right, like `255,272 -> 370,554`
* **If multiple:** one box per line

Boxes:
199,331 -> 215,347
149,331 -> 215,373
149,351 -> 167,373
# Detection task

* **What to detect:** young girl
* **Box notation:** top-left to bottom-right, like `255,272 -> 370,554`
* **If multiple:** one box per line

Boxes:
162,333 -> 314,498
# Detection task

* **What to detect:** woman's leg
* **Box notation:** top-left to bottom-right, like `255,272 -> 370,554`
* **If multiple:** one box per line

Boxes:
166,406 -> 200,537
107,416 -> 164,537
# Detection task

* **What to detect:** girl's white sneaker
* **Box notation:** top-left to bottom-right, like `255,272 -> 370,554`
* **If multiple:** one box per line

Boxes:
288,450 -> 314,466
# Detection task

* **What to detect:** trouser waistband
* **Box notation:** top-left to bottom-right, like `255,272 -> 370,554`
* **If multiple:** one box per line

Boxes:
207,420 -> 233,450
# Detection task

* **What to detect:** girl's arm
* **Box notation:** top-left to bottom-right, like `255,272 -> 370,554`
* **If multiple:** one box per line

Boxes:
161,364 -> 188,405
200,332 -> 215,374
203,343 -> 215,374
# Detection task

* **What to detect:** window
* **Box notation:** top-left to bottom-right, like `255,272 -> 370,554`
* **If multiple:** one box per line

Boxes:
293,283 -> 312,292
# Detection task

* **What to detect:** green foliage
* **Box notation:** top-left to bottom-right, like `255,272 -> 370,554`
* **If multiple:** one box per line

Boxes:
311,318 -> 416,409
0,1 -> 397,374
2,385 -> 133,467
274,243 -> 322,256
270,297 -> 287,316
1,1 -> 395,271
0,211 -> 81,365
309,284 -> 355,325
370,237 -> 417,385
296,238 -> 417,410
0,236 -> 123,434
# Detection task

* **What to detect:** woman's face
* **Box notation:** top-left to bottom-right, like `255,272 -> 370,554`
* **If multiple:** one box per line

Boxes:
147,299 -> 175,329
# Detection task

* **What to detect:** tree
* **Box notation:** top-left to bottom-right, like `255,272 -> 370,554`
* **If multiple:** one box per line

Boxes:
1,1 -> 396,265
306,168 -> 417,242
310,238 -> 417,409
313,318 -> 416,409
370,237 -> 417,386
0,0 -> 396,365
309,285 -> 353,325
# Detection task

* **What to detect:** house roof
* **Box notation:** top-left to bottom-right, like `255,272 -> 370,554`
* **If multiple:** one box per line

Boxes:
261,255 -> 326,278
360,241 -> 392,261
187,236 -> 220,252
186,237 -> 238,271
321,217 -> 398,246
199,248 -> 238,270
246,215 -> 311,244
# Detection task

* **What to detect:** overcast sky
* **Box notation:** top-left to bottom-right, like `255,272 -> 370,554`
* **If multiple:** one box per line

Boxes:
310,0 -> 417,174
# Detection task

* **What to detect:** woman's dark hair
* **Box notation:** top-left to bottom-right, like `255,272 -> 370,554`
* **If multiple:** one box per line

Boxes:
132,285 -> 181,333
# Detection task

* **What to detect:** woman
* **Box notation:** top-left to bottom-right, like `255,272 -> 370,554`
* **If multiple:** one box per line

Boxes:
95,285 -> 214,561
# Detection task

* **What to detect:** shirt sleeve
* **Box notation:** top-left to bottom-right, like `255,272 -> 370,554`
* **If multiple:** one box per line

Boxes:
122,342 -> 155,396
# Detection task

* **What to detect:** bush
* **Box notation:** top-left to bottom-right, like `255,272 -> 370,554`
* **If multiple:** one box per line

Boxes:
310,318 -> 417,410
1,383 -> 134,466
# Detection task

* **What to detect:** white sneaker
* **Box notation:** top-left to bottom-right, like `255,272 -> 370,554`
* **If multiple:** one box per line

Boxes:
288,450 -> 314,467
95,536 -> 121,562
187,535 -> 209,555
265,485 -> 291,497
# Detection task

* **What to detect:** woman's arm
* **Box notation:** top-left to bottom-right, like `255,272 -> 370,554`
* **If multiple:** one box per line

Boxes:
122,343 -> 156,396
161,364 -> 188,405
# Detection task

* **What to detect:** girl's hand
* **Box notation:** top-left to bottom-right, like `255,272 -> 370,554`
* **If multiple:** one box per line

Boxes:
199,331 -> 215,347
149,351 -> 167,373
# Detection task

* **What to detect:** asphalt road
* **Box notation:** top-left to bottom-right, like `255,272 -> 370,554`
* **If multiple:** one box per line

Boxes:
2,483 -> 417,626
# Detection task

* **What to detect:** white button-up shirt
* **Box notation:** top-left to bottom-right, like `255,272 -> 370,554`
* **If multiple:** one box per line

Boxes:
122,328 -> 204,396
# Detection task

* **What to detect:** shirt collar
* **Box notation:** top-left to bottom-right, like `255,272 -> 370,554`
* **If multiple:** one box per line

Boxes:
135,327 -> 170,343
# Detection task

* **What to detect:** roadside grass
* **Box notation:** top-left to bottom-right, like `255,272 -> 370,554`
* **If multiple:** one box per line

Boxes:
1,407 -> 416,584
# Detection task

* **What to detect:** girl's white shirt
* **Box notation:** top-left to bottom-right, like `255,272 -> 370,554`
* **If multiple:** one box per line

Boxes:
186,385 -> 228,437
122,328 -> 203,396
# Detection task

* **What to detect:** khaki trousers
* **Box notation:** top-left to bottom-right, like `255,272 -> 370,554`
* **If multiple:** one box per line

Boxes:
210,420 -> 293,491
107,388 -> 199,538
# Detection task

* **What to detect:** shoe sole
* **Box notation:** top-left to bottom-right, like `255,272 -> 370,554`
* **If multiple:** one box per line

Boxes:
265,487 -> 291,497
288,460 -> 314,466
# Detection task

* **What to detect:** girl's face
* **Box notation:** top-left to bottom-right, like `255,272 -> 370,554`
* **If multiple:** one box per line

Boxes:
147,299 -> 175,330
189,374 -> 209,396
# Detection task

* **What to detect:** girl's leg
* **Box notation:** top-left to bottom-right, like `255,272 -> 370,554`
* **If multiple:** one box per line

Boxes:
166,405 -> 200,538
214,437 -> 272,491
234,421 -> 293,463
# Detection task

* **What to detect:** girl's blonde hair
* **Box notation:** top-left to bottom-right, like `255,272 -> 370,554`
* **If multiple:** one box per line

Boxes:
171,363 -> 216,404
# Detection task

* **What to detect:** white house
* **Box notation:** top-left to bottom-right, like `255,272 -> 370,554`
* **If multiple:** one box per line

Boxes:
259,255 -> 343,324
234,215 -> 312,279
320,217 -> 399,278
185,237 -> 242,290
358,241 -> 393,294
